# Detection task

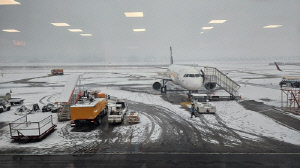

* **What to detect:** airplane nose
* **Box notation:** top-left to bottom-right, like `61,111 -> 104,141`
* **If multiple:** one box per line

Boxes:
191,78 -> 203,90
182,78 -> 203,90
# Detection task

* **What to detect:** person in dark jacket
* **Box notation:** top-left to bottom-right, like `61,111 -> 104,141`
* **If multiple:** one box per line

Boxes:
191,104 -> 196,118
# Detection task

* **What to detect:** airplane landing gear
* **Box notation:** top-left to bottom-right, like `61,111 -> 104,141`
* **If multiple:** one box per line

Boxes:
187,91 -> 192,101
160,79 -> 170,94
161,85 -> 167,94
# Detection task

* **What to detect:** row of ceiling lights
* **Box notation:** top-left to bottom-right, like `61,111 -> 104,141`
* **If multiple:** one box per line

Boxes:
49,12 -> 147,36
51,23 -> 92,36
124,12 -> 146,32
2,21 -> 283,35
1,12 -> 147,35
200,20 -> 227,34
1,4 -> 283,35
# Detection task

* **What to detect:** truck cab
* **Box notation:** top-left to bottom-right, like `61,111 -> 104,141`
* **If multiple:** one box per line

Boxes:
108,100 -> 128,124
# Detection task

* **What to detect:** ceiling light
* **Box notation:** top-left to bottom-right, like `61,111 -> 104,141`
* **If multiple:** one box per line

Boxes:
2,29 -> 20,32
0,0 -> 20,5
200,32 -> 204,34
80,34 -> 92,36
124,12 -> 144,17
209,20 -> 227,23
68,29 -> 83,32
51,23 -> 70,26
202,27 -> 213,30
263,25 -> 282,28
133,29 -> 146,32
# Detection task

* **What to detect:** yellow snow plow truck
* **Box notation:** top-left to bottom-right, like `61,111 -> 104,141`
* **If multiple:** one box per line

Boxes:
70,91 -> 108,127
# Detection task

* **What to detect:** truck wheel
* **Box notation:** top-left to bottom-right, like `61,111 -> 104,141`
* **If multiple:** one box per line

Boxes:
97,117 -> 102,125
7,107 -> 10,111
0,108 -> 3,113
74,121 -> 80,127
197,107 -> 199,112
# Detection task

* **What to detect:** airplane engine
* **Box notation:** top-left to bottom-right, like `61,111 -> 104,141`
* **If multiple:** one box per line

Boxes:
204,82 -> 216,90
152,81 -> 162,90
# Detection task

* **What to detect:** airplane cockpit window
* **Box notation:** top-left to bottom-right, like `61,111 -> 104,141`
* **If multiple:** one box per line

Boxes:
188,74 -> 195,77
183,74 -> 188,77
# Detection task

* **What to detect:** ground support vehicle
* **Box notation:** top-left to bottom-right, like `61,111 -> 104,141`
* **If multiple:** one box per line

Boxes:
193,100 -> 216,114
8,98 -> 25,105
108,100 -> 128,124
70,96 -> 108,127
280,77 -> 300,88
0,98 -> 11,112
0,93 -> 24,106
42,103 -> 61,113
9,115 -> 56,141
51,69 -> 64,76
128,112 -> 140,124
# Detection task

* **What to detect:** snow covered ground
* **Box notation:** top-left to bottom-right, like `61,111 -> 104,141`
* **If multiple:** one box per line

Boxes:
0,61 -> 299,154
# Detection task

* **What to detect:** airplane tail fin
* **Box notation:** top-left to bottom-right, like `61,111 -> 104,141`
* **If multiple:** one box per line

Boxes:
170,46 -> 173,65
274,62 -> 282,71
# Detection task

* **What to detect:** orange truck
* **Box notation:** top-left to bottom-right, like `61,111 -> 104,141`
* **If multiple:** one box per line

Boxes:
51,69 -> 64,76
70,92 -> 108,127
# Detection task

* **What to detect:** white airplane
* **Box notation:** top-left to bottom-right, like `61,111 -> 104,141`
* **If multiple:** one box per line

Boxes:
152,47 -> 216,94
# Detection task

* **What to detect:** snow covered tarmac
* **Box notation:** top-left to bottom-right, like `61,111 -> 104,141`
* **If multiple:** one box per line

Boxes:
0,61 -> 300,154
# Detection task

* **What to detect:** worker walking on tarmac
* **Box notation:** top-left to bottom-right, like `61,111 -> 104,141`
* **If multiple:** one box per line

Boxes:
191,104 -> 196,118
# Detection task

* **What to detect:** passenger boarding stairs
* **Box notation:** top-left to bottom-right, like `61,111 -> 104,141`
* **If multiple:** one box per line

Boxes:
58,104 -> 71,121
58,93 -> 78,121
203,67 -> 240,98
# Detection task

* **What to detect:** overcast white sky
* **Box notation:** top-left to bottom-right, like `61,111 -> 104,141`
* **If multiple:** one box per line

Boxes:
0,0 -> 299,63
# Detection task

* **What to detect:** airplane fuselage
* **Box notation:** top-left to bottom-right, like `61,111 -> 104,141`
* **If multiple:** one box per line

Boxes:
167,64 -> 203,91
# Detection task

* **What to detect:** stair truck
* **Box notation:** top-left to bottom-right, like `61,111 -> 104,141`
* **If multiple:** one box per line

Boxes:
70,91 -> 108,127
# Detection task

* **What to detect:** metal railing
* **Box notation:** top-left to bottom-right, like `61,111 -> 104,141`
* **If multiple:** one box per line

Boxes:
58,89 -> 80,121
204,67 -> 240,97
9,115 -> 54,137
